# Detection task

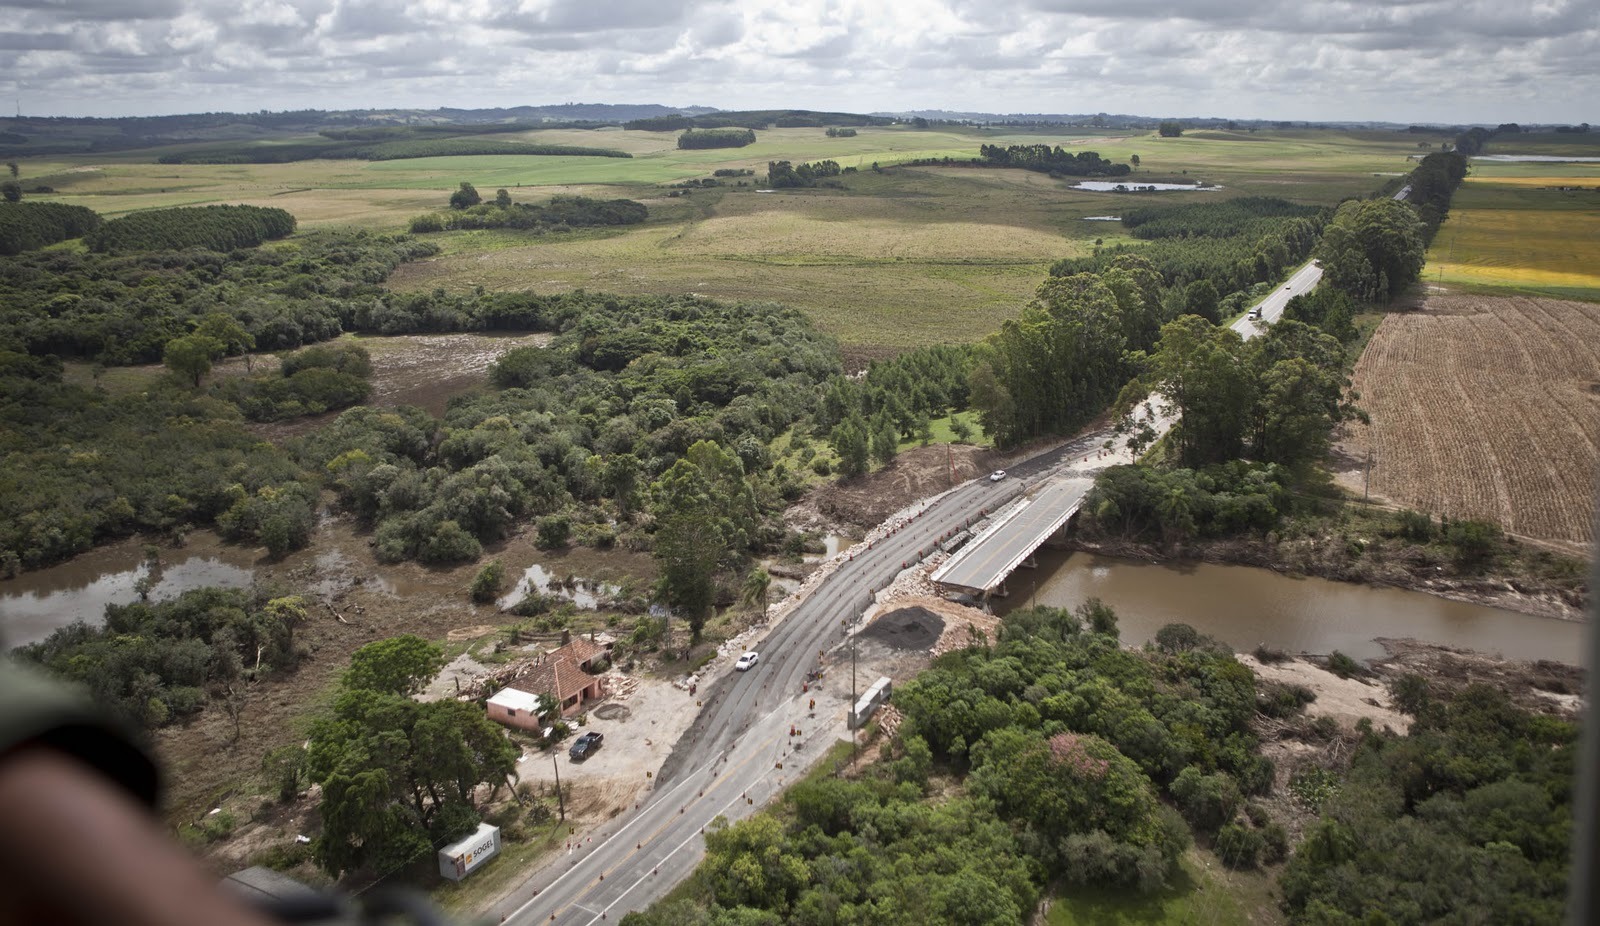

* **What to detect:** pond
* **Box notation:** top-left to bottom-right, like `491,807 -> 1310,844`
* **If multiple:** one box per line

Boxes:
1073,181 -> 1222,192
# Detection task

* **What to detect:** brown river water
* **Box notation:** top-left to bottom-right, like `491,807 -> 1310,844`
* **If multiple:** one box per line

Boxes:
6,536 -> 1587,666
998,549 -> 1588,666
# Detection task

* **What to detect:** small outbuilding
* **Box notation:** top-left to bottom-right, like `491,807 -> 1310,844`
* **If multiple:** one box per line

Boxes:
486,687 -> 547,732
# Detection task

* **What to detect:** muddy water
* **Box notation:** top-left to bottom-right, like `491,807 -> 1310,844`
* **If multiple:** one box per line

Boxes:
999,550 -> 1588,666
0,534 -> 259,649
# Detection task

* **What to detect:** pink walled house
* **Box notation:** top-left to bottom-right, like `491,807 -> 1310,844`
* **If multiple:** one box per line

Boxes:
486,638 -> 611,729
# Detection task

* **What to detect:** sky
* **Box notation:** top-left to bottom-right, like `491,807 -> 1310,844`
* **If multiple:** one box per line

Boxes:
2,0 -> 1595,124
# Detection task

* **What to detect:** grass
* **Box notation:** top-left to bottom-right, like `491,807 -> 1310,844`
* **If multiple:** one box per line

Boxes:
1425,173 -> 1600,301
898,411 -> 990,451
1046,849 -> 1279,925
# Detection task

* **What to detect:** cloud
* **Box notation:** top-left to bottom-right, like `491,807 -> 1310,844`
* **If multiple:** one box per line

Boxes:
0,0 -> 1593,122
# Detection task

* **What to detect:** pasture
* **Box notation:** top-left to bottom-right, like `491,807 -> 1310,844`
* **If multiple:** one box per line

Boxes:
1345,294 -> 1600,557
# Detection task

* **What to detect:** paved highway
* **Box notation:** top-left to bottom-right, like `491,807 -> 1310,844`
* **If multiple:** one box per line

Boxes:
492,259 -> 1326,925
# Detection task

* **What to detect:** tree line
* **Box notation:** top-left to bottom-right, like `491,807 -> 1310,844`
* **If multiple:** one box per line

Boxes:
978,143 -> 1132,177
678,128 -> 758,149
0,200 -> 101,255
411,190 -> 648,233
86,204 -> 296,253
766,160 -> 845,188
157,138 -> 630,164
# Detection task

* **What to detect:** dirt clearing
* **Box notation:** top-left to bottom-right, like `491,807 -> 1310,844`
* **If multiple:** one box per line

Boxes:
1341,294 -> 1600,557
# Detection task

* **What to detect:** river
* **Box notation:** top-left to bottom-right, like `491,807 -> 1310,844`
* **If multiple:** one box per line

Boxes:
997,549 -> 1588,666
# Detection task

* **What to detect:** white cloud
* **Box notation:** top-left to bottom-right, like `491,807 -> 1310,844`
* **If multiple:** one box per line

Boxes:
3,0 -> 1594,122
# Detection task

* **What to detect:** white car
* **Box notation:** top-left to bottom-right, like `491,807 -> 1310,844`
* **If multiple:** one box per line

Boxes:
989,470 -> 1007,482
735,651 -> 760,671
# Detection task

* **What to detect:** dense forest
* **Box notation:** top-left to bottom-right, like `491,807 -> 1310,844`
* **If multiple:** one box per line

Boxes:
87,204 -> 297,253
0,230 -> 438,363
0,200 -> 101,254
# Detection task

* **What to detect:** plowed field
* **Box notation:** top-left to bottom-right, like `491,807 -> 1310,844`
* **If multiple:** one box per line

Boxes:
1346,294 -> 1600,556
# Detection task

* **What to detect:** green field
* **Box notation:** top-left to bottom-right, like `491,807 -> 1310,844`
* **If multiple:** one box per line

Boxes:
11,124 -> 1442,349
1426,162 -> 1600,301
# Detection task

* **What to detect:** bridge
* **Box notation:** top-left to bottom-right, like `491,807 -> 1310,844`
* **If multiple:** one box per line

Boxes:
930,476 -> 1094,596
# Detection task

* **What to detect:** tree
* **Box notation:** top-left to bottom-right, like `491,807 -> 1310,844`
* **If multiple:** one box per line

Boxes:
1129,154 -> 1140,170
1140,315 -> 1256,466
343,634 -> 444,696
1,180 -> 19,203
650,440 -> 756,641
1183,279 -> 1221,324
163,333 -> 225,388
1158,121 -> 1184,138
1315,198 -> 1425,302
308,688 -> 516,876
829,417 -> 870,477
742,567 -> 771,614
870,415 -> 899,467
470,560 -> 505,603
5,161 -> 16,178
193,312 -> 254,357
449,182 -> 482,210
494,188 -> 512,207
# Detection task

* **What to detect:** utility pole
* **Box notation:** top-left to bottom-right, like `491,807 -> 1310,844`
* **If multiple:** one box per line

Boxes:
551,749 -> 565,822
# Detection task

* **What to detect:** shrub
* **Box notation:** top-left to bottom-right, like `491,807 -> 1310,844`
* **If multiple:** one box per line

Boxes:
1171,767 -> 1242,835
536,514 -> 571,549
1215,822 -> 1264,869
471,559 -> 506,603
1326,650 -> 1365,679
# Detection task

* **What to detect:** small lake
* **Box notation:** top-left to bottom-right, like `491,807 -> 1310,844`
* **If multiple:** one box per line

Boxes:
1,534 -> 258,649
500,563 -> 620,611
1473,155 -> 1600,163
997,549 -> 1587,666
1074,181 -> 1222,192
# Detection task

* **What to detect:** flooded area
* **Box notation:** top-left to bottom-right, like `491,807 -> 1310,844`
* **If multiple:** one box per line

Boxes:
500,563 -> 621,611
998,549 -> 1588,666
0,533 -> 258,649
1073,181 -> 1223,192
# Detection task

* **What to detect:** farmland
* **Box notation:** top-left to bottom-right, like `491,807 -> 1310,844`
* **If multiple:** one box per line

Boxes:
12,124 -> 1440,350
1345,294 -> 1600,557
1423,168 -> 1600,301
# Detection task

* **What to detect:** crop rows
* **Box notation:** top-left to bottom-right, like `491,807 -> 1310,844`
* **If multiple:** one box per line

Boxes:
1349,294 -> 1600,554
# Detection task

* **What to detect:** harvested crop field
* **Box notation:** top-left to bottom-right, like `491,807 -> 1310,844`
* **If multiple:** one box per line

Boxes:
1344,294 -> 1600,556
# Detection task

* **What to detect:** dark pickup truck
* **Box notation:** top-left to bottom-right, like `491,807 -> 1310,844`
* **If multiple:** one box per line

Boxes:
569,731 -> 604,760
